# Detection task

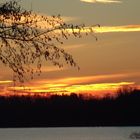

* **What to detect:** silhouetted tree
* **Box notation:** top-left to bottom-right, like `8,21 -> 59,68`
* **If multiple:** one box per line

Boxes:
0,88 -> 140,127
0,1 -> 99,82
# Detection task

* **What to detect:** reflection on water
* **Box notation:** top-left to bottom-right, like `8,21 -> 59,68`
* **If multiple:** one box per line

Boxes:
0,127 -> 139,140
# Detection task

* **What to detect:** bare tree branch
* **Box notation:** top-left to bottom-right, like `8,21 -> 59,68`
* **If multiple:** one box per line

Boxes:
0,0 -> 98,82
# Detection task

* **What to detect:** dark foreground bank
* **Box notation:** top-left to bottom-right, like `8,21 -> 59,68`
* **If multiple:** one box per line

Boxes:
0,88 -> 140,127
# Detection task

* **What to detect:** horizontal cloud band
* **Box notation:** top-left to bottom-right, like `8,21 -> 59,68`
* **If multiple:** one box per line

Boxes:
95,25 -> 140,33
80,0 -> 122,4
66,25 -> 140,34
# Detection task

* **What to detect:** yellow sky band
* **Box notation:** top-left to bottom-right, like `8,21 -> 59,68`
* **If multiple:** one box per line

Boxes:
66,25 -> 140,34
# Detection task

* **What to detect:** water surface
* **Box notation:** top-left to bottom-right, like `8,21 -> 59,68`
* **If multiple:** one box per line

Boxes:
0,127 -> 139,140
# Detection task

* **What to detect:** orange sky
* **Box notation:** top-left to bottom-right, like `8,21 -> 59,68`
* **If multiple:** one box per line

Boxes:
0,0 -> 140,98
0,72 -> 138,98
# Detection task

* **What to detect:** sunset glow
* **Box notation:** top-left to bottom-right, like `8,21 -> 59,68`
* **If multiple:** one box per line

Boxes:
6,81 -> 135,98
0,0 -> 140,99
0,71 -> 139,98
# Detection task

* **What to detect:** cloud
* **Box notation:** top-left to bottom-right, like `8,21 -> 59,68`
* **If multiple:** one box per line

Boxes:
80,0 -> 122,4
0,80 -> 12,84
66,25 -> 140,34
64,44 -> 86,50
62,16 -> 79,22
51,73 -> 127,85
65,82 -> 134,98
7,73 -> 130,93
94,25 -> 140,33
0,80 -> 13,96
2,72 -> 140,98
28,14 -> 140,34
41,66 -> 66,72
29,73 -> 127,86
8,81 -> 134,98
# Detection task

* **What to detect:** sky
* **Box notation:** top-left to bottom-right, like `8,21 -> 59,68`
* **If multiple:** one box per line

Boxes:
0,0 -> 140,98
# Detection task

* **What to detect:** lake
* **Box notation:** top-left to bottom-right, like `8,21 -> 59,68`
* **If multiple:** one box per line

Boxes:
0,127 -> 139,140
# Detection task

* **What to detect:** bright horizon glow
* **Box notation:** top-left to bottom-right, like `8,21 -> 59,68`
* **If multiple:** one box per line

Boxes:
0,73 -> 138,98
6,81 -> 135,98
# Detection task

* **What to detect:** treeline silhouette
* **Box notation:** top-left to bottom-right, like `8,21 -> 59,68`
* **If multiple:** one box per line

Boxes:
0,87 -> 140,127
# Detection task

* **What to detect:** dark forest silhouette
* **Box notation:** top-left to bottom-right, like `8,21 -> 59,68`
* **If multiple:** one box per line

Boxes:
0,87 -> 140,127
